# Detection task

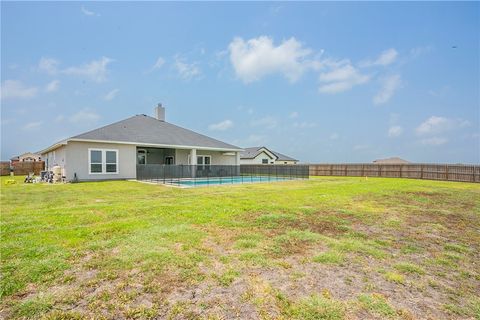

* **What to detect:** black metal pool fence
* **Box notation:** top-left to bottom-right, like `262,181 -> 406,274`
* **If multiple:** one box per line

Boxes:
136,164 -> 309,185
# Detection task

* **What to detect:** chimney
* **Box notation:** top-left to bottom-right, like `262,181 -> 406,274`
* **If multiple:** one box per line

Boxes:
154,103 -> 165,121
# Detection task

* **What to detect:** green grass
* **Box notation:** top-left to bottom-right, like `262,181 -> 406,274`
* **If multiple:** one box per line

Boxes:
214,269 -> 240,287
358,293 -> 397,318
285,294 -> 345,320
385,271 -> 406,284
394,262 -> 425,275
313,251 -> 345,265
1,176 -> 479,319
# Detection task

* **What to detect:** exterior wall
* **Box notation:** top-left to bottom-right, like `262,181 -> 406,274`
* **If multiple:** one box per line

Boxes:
274,160 -> 298,165
44,145 -> 67,176
139,147 -> 175,164
65,141 -> 136,181
175,149 -> 190,165
175,149 -> 239,165
240,151 -> 275,164
44,143 -> 240,182
209,151 -> 238,165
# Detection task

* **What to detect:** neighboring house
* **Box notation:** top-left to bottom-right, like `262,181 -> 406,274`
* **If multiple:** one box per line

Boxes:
10,152 -> 42,163
373,157 -> 411,164
240,147 -> 299,165
39,105 -> 243,181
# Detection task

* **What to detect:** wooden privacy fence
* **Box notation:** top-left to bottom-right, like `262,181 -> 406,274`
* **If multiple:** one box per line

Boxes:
0,161 -> 45,176
309,163 -> 480,183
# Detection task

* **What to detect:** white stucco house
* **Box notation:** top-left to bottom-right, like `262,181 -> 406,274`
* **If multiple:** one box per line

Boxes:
39,105 -> 243,181
10,152 -> 42,163
240,147 -> 298,165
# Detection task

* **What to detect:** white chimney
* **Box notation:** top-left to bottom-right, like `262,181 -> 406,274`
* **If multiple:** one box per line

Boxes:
155,103 -> 165,121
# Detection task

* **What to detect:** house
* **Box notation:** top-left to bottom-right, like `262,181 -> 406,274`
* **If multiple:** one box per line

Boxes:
39,104 -> 243,181
373,157 -> 411,164
10,152 -> 42,164
240,147 -> 298,165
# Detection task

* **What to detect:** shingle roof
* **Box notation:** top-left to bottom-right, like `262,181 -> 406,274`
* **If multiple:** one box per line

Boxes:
240,147 -> 298,161
68,115 -> 241,150
272,150 -> 298,162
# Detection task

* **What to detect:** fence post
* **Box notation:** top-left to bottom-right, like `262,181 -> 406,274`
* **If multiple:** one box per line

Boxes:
420,164 -> 424,179
330,164 -> 333,176
378,165 -> 381,177
400,165 -> 403,178
446,165 -> 449,181
344,165 -> 347,176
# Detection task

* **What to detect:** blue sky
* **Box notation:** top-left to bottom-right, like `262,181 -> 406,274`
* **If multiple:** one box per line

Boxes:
1,2 -> 479,163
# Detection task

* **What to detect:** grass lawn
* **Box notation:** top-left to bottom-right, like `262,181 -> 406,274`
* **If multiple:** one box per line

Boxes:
1,176 -> 479,319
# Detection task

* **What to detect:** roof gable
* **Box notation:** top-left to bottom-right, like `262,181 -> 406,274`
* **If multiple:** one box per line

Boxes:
240,147 -> 276,160
240,146 -> 298,161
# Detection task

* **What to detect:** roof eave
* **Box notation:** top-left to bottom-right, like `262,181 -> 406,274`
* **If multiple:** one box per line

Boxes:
68,138 -> 244,152
38,141 -> 68,154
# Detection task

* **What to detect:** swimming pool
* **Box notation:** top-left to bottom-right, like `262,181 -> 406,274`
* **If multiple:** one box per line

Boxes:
165,176 -> 296,187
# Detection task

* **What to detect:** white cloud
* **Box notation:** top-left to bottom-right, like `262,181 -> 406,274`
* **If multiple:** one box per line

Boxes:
208,119 -> 233,131
289,111 -> 299,118
388,125 -> 403,137
416,116 -> 470,137
361,48 -> 398,67
373,74 -> 401,105
174,56 -> 201,80
293,121 -> 316,129
251,116 -> 278,129
69,109 -> 100,124
318,63 -> 370,94
151,57 -> 165,71
1,80 -> 38,100
45,80 -> 60,93
416,116 -> 451,135
63,57 -> 113,82
81,6 -> 99,16
22,121 -> 42,131
39,57 -> 59,74
420,137 -> 448,146
228,36 -> 314,83
103,89 -> 119,101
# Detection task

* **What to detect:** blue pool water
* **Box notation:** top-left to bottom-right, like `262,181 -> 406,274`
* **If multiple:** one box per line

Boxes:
170,176 -> 294,187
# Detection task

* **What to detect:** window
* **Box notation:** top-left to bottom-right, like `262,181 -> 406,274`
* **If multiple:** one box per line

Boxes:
262,159 -> 268,164
137,149 -> 146,165
165,156 -> 174,165
90,150 -> 102,173
106,151 -> 117,173
89,149 -> 118,174
188,155 -> 211,166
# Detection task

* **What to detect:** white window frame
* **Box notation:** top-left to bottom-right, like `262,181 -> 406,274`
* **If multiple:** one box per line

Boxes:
188,154 -> 211,166
197,155 -> 211,166
137,149 -> 147,165
165,156 -> 175,165
88,148 -> 119,174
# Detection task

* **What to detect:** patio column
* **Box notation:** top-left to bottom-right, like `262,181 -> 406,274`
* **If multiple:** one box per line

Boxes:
190,148 -> 197,178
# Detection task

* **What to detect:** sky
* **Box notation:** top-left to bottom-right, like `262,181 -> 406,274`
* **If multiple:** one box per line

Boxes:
1,2 -> 479,163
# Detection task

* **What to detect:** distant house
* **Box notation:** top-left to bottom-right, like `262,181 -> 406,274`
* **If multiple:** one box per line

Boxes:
373,157 -> 410,164
39,104 -> 243,182
240,147 -> 298,165
11,152 -> 42,164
